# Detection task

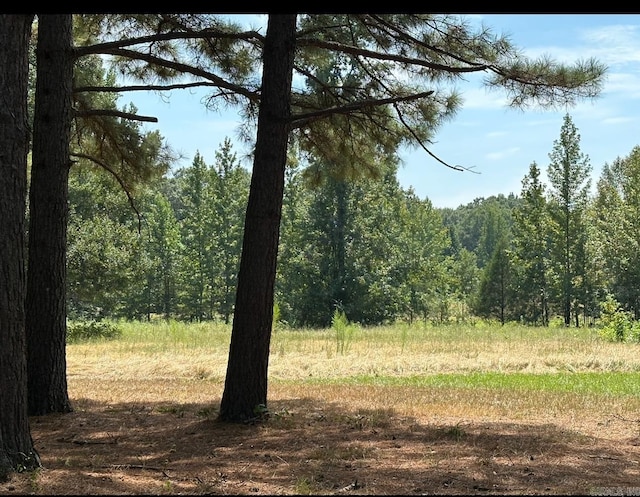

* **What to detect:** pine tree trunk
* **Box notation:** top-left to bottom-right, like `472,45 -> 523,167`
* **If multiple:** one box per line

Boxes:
218,14 -> 296,423
0,13 -> 40,479
26,14 -> 73,415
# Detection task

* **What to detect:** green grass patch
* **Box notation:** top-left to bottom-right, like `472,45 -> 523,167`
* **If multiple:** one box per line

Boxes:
300,371 -> 640,397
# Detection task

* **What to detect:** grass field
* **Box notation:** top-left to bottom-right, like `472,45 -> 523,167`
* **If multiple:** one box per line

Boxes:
5,320 -> 639,495
66,319 -> 640,423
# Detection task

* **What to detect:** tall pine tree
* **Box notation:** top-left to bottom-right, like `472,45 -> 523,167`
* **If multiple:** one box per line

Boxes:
511,162 -> 551,325
546,114 -> 592,327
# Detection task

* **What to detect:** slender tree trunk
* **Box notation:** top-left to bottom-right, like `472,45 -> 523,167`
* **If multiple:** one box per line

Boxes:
0,14 -> 40,479
563,207 -> 571,326
26,14 -> 74,415
333,179 -> 347,308
218,14 -> 296,423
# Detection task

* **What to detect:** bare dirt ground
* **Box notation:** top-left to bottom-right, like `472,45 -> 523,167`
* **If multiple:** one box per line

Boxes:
2,395 -> 640,495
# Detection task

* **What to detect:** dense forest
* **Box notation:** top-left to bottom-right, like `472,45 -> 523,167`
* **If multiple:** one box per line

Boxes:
67,114 -> 640,336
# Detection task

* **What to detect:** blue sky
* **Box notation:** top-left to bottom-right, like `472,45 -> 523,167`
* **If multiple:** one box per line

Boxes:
120,14 -> 640,209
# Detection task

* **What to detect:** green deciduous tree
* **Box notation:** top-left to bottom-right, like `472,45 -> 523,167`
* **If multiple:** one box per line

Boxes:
399,191 -> 452,324
476,197 -> 513,269
445,248 -> 481,323
67,167 -> 146,318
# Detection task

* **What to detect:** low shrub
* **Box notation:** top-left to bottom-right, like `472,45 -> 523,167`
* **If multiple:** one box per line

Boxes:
67,320 -> 122,343
597,294 -> 634,343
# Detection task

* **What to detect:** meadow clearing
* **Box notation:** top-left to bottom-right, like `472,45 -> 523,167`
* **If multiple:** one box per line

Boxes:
2,320 -> 640,495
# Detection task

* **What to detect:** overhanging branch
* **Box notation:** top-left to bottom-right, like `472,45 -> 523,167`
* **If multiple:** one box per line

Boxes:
97,47 -> 259,104
290,91 -> 434,128
75,28 -> 264,57
71,152 -> 143,234
75,109 -> 158,123
297,37 -> 490,75
74,81 -> 227,94
392,101 -> 479,174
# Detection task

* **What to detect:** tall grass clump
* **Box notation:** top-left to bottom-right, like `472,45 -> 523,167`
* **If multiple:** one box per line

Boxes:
332,309 -> 357,354
115,319 -> 232,352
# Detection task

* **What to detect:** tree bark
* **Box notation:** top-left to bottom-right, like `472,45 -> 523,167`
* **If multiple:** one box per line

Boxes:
218,14 -> 296,423
26,14 -> 74,415
0,14 -> 40,479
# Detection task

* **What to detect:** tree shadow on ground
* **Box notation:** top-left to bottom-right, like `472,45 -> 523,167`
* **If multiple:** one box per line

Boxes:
1,396 -> 639,495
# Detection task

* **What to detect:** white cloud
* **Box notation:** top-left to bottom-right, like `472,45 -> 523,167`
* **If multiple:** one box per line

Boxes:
486,147 -> 520,160
517,22 -> 640,66
486,131 -> 508,138
578,24 -> 640,65
460,86 -> 510,110
602,116 -> 637,125
601,72 -> 640,98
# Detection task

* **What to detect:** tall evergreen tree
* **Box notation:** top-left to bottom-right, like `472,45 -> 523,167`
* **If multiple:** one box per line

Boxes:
175,152 -> 211,320
593,147 -> 640,319
546,114 -> 592,326
26,14 -> 74,416
209,138 -> 251,323
219,14 -> 604,422
26,14 -> 171,414
219,15 -> 297,422
143,191 -> 182,319
511,162 -> 551,325
475,236 -> 512,325
0,13 -> 40,478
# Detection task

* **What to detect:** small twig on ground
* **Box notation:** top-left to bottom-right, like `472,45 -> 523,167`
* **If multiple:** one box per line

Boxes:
104,464 -> 173,475
614,413 -> 640,423
57,437 -> 118,445
274,454 -> 289,465
338,479 -> 363,492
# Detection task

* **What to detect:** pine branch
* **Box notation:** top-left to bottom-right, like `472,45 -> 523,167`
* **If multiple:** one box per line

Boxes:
290,91 -> 434,128
296,37 -> 490,74
75,108 -> 158,123
71,152 -> 143,234
74,81 -> 224,93
95,47 -> 259,104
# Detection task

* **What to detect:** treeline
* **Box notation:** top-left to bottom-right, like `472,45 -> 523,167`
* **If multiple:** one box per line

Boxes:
68,115 -> 640,329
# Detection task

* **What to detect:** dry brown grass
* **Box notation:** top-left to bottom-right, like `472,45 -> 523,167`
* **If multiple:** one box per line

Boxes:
2,322 -> 640,495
